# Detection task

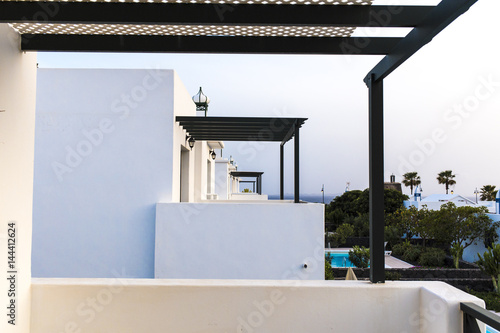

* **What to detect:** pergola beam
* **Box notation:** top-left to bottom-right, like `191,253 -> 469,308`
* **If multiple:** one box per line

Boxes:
364,0 -> 478,84
21,34 -> 403,54
0,3 -> 433,27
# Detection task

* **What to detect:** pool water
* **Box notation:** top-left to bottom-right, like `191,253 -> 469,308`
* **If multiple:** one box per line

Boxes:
326,252 -> 356,268
487,326 -> 499,333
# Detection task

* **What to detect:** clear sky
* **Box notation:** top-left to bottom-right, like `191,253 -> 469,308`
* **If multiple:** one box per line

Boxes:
36,0 -> 500,197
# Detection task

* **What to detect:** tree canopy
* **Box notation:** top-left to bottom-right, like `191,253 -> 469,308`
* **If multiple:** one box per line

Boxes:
325,188 -> 408,233
326,188 -> 408,217
437,170 -> 456,194
402,172 -> 421,195
480,185 -> 498,201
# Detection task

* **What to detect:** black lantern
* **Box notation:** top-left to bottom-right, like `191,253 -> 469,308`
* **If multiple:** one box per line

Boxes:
187,136 -> 195,149
192,87 -> 210,117
210,150 -> 217,160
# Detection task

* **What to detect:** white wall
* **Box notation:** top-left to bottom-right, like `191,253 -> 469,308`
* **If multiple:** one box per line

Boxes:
155,202 -> 324,280
29,279 -> 484,333
0,24 -> 37,333
32,69 -> 194,278
230,193 -> 269,200
192,140 -> 216,202
214,160 -> 230,200
171,72 -> 196,202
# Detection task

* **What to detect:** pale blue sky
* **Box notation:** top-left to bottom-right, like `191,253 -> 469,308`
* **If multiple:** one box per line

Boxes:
37,0 -> 500,197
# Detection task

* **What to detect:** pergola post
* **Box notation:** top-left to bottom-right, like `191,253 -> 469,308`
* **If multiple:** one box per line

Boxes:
294,121 -> 299,204
280,143 -> 284,200
258,174 -> 262,195
368,74 -> 385,284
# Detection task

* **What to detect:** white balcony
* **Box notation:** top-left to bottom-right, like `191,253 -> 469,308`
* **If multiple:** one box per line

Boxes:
30,279 -> 484,333
155,202 -> 324,280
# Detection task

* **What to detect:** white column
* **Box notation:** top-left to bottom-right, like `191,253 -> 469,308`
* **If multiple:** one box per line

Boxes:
0,24 -> 37,333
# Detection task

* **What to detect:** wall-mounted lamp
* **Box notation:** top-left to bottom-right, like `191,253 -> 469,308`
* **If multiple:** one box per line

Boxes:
229,156 -> 234,165
186,136 -> 195,150
210,150 -> 217,160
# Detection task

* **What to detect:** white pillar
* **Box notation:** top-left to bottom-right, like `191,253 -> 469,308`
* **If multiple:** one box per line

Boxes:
0,24 -> 37,333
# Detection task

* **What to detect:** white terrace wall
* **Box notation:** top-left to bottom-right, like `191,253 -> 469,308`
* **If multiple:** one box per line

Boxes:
155,202 -> 324,280
0,24 -> 37,333
29,279 -> 484,333
32,69 -> 196,278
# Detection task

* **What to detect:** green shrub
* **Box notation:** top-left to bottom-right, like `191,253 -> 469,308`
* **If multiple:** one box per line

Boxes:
325,261 -> 335,280
402,245 -> 422,263
348,246 -> 370,268
329,223 -> 355,247
477,244 -> 500,292
418,248 -> 446,267
385,270 -> 401,281
392,242 -> 409,256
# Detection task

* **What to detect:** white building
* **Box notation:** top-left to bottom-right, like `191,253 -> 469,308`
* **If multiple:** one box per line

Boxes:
32,68 -> 323,281
405,193 -> 478,211
0,0 -> 493,330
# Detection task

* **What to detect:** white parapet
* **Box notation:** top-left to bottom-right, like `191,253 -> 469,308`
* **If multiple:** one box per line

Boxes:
0,24 -> 37,333
30,279 -> 485,333
230,193 -> 269,200
155,202 -> 324,280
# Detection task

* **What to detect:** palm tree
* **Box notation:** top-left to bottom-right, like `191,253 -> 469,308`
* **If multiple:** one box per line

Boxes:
480,185 -> 498,201
402,172 -> 421,195
437,170 -> 456,194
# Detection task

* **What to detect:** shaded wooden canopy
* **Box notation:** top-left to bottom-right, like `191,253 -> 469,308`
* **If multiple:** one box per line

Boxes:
176,116 -> 306,143
0,0 -> 477,85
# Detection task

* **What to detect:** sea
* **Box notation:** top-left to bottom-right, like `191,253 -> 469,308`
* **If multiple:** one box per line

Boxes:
268,193 -> 339,204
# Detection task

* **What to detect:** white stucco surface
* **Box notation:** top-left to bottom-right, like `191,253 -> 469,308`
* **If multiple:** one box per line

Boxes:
0,24 -> 37,333
214,159 -> 230,200
32,69 -> 195,278
30,279 -> 484,333
155,202 -> 324,280
231,193 -> 269,200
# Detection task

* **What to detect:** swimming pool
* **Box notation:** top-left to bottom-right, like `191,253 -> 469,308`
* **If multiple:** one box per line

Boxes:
326,251 -> 357,268
487,325 -> 499,333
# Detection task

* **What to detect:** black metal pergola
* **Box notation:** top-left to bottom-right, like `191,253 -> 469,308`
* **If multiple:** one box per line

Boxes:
0,0 -> 479,283
176,116 -> 306,203
230,171 -> 264,195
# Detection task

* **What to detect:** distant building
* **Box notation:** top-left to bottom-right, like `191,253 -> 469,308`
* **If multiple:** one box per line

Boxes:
405,193 -> 477,211
384,174 -> 402,193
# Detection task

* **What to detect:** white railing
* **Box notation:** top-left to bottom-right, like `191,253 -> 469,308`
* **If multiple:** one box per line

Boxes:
30,279 -> 484,333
